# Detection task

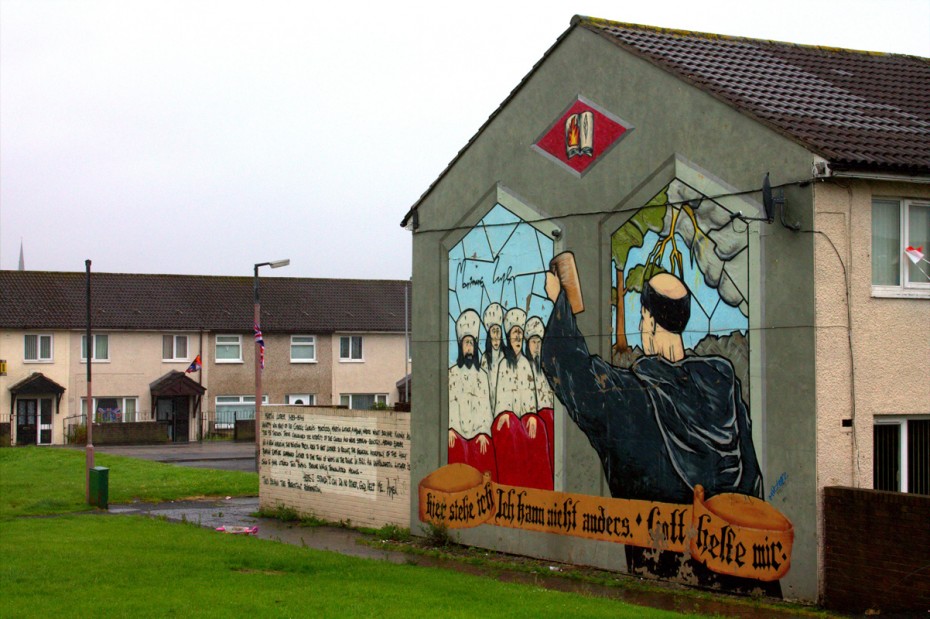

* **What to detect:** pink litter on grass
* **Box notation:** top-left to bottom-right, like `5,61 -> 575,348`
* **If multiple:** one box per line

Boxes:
215,525 -> 259,535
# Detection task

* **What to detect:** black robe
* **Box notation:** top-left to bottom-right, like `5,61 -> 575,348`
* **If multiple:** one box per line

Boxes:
541,291 -> 779,595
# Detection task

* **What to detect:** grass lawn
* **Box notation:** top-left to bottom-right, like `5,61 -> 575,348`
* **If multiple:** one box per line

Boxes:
0,446 -> 257,518
0,448 -> 706,617
0,516 -> 698,618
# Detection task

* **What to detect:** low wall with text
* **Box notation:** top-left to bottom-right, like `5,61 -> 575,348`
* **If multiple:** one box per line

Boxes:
258,406 -> 411,529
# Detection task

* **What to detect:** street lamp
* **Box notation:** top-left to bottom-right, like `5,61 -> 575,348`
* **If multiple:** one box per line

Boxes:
254,259 -> 289,469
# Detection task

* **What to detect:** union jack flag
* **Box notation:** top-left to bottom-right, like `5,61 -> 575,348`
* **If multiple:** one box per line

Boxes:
254,324 -> 265,370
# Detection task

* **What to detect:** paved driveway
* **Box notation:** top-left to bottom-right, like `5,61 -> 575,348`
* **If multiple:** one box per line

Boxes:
91,441 -> 256,472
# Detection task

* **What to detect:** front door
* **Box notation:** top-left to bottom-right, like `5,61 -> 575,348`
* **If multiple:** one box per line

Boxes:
16,399 -> 37,445
156,396 -> 189,443
38,398 -> 53,444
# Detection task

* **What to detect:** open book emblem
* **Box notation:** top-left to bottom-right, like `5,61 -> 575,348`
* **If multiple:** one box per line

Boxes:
566,111 -> 594,159
533,96 -> 633,178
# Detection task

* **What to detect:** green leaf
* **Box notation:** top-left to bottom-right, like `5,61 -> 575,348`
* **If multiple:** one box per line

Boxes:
610,187 -> 670,267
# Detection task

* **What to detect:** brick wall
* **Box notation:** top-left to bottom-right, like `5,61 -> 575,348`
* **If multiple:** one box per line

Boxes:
259,406 -> 410,529
823,486 -> 930,614
93,422 -> 170,445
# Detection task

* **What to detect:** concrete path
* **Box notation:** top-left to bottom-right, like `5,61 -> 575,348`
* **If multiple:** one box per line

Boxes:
109,496 -> 410,563
89,441 -> 256,472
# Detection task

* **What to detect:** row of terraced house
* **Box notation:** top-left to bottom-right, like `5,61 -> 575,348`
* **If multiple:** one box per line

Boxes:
0,271 -> 411,446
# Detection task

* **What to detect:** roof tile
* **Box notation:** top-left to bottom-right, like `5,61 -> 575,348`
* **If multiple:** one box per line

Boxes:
0,271 -> 410,334
579,18 -> 930,174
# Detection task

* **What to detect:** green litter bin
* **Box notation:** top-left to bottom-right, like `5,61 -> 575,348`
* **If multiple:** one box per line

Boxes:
89,466 -> 109,509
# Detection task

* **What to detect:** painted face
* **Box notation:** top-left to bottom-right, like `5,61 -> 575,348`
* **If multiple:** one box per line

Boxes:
509,327 -> 524,354
528,336 -> 542,358
462,336 -> 475,357
489,325 -> 502,349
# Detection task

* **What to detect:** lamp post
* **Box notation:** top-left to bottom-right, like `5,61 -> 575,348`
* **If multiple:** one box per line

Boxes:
254,259 -> 289,470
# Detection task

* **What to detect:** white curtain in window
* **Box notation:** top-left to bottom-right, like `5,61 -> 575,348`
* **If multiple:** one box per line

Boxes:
907,203 -> 929,284
125,398 -> 137,423
95,335 -> 108,359
872,200 -> 900,285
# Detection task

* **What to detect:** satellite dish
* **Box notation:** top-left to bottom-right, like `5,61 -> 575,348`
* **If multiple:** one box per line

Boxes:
761,172 -> 800,231
762,173 -> 775,222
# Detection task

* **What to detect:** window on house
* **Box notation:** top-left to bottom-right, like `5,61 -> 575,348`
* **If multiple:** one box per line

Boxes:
162,335 -> 189,361
290,336 -> 316,362
286,394 -> 315,405
339,393 -> 387,410
339,336 -> 363,361
82,397 -> 138,423
81,334 -> 109,362
215,335 -> 242,362
874,417 -> 930,495
872,198 -> 930,295
214,395 -> 267,428
24,334 -> 53,362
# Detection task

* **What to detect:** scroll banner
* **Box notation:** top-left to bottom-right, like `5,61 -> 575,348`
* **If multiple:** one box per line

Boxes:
419,463 -> 793,581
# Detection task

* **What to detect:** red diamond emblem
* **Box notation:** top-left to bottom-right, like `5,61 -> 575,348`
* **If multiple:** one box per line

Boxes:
533,96 -> 632,177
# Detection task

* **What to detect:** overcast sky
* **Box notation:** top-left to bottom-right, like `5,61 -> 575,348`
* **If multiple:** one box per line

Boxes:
2,1 -> 928,280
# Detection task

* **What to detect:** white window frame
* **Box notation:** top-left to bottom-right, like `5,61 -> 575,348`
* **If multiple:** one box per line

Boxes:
215,334 -> 242,363
339,335 -> 364,362
162,334 -> 190,361
871,198 -> 930,299
874,415 -> 930,493
285,394 -> 315,406
81,334 -> 110,362
290,335 -> 317,363
339,393 -> 388,409
82,397 -> 139,423
24,334 -> 53,363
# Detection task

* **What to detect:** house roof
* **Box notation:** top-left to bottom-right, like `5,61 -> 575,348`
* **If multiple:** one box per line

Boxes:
401,16 -> 930,227
0,271 -> 410,334
578,17 -> 930,175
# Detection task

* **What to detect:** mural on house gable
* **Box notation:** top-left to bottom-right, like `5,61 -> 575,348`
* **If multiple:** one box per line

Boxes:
538,179 -> 785,593
447,203 -> 556,490
427,181 -> 792,594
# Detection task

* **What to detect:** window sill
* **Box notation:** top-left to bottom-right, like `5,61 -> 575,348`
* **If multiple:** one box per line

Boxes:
80,360 -> 110,364
871,287 -> 930,300
215,360 -> 243,364
23,359 -> 54,364
290,359 -> 318,364
339,359 -> 365,363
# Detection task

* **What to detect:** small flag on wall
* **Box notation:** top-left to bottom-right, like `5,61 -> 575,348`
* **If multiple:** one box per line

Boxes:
254,324 -> 265,370
185,354 -> 202,373
905,245 -> 924,265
